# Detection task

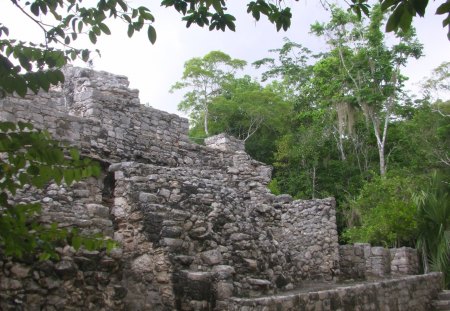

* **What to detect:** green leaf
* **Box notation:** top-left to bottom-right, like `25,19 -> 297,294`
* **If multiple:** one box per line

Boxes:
147,25 -> 157,44
0,192 -> 8,205
30,3 -> 40,16
69,148 -> 80,160
27,165 -> 40,176
399,9 -> 413,32
63,169 -> 74,185
443,15 -> 450,27
81,49 -> 90,62
88,31 -> 97,44
386,5 -> 403,32
78,21 -> 83,33
71,235 -> 82,250
412,0 -> 428,17
99,23 -> 111,35
127,24 -> 134,37
117,0 -> 128,12
123,14 -> 131,23
436,2 -> 450,15
212,0 -> 223,14
39,2 -> 48,15
15,77 -> 28,97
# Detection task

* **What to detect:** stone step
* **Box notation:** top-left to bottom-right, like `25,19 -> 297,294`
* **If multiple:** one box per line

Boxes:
439,291 -> 450,300
433,299 -> 450,311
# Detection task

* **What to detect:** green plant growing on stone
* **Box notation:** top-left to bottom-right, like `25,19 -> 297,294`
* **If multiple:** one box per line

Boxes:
0,121 -> 115,260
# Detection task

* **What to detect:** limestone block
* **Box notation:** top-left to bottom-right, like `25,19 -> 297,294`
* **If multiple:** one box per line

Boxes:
200,249 -> 223,265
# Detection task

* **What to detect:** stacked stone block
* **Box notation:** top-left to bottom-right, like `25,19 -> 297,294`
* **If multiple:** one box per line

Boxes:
228,273 -> 442,311
0,176 -> 125,311
390,247 -> 419,275
276,197 -> 340,284
0,67 -> 434,310
339,244 -> 419,280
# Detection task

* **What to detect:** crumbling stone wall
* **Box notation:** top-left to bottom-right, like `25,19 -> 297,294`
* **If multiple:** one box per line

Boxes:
390,247 -> 419,275
274,196 -> 339,284
339,243 -> 419,280
109,161 -> 338,309
0,67 -> 424,310
0,176 -> 126,311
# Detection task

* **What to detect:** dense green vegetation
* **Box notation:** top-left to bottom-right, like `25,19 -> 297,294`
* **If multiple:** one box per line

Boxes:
173,5 -> 450,286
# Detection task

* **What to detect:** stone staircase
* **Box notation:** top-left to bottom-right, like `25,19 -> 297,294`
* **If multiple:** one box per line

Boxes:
433,290 -> 450,310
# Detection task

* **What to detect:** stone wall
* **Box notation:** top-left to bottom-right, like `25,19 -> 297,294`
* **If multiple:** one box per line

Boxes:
109,162 -> 338,309
390,247 -> 419,275
339,244 -> 419,280
0,176 -> 125,311
0,67 -> 341,310
276,197 -> 339,283
227,272 -> 443,311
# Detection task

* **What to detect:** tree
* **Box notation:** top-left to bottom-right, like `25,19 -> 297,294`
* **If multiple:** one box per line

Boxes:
209,77 -> 288,140
254,37 -> 374,203
311,5 -> 423,176
422,61 -> 450,118
171,51 -> 246,135
372,0 -> 450,39
253,38 -> 313,97
187,76 -> 289,164
392,101 -> 450,170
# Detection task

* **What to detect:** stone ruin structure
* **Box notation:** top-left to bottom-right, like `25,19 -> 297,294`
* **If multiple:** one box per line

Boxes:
0,67 -> 443,310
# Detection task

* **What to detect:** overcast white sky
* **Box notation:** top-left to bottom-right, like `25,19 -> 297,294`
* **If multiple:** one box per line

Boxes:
2,1 -> 449,115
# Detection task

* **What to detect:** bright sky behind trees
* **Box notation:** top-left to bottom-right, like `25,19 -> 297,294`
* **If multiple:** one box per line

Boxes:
2,0 -> 449,114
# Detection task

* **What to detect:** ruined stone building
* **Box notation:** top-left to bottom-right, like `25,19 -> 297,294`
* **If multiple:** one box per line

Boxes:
0,67 -> 443,310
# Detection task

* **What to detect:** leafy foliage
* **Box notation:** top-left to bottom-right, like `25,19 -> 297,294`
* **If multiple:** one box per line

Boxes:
310,5 -> 423,176
1,0 -> 157,97
187,75 -> 289,164
342,174 -> 419,247
414,172 -> 450,287
349,0 -> 450,39
171,51 -> 246,135
0,122 -> 115,259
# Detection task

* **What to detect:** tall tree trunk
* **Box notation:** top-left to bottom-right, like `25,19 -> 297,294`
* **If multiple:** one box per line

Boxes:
311,165 -> 316,199
378,139 -> 386,176
370,112 -> 389,176
203,97 -> 209,135
204,107 -> 209,135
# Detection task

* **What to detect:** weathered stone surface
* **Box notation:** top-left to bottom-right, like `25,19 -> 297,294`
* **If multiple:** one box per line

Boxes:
228,273 -> 443,311
201,249 -> 223,266
0,67 -> 435,311
339,244 -> 418,280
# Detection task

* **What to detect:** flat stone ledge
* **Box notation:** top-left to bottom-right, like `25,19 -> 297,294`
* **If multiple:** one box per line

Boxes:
227,273 -> 443,310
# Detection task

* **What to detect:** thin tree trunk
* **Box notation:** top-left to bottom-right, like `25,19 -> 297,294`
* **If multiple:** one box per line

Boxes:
204,109 -> 209,135
371,117 -> 387,176
311,165 -> 316,199
338,134 -> 346,161
203,98 -> 209,135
